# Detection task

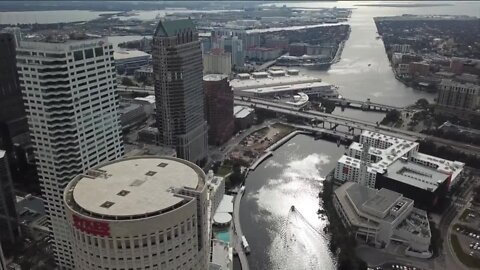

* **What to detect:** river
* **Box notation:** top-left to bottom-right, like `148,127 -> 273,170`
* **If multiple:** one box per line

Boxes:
2,2 -> 479,269
240,134 -> 345,270
279,1 -> 480,107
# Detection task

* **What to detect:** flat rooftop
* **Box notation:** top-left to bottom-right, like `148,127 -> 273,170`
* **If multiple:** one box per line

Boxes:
203,74 -> 228,82
362,188 -> 402,215
114,50 -> 151,60
233,106 -> 254,119
385,159 -> 449,191
68,157 -> 203,218
230,72 -> 327,91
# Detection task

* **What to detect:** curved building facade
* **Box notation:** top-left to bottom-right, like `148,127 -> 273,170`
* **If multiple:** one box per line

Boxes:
64,156 -> 209,270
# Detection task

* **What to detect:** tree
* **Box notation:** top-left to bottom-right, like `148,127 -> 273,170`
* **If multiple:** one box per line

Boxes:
416,98 -> 429,107
318,98 -> 336,114
121,77 -> 135,87
381,109 -> 401,124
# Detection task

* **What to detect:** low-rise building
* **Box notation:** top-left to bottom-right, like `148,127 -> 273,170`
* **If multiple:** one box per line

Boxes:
133,66 -> 154,84
390,44 -> 411,53
230,69 -> 338,99
15,195 -> 49,240
334,182 -> 432,258
114,50 -> 151,75
408,62 -> 430,76
118,102 -> 148,130
334,131 -> 464,209
133,95 -> 156,116
289,43 -> 308,56
233,106 -> 255,130
246,47 -> 282,62
396,63 -> 410,76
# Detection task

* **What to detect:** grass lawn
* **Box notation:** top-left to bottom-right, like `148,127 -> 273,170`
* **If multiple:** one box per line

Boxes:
459,208 -> 479,222
451,234 -> 480,269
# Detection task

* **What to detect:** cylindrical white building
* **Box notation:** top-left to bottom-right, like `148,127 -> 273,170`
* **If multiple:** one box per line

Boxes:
64,156 -> 209,270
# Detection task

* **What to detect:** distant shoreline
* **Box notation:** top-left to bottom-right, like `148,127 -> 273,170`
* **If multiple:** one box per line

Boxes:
355,4 -> 453,8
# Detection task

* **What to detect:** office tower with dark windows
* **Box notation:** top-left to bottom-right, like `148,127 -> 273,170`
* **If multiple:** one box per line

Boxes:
204,74 -> 234,146
16,37 -> 124,269
0,33 -> 28,161
152,19 -> 208,164
0,150 -> 18,246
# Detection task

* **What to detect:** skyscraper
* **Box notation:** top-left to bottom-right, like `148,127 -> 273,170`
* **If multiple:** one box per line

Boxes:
0,150 -> 18,246
204,74 -> 234,146
64,156 -> 210,270
0,33 -> 28,161
153,19 -> 208,164
17,37 -> 124,269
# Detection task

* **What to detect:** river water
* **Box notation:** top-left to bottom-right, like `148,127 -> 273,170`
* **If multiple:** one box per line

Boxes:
2,2 -> 479,269
239,134 -> 345,270
240,2 -> 480,269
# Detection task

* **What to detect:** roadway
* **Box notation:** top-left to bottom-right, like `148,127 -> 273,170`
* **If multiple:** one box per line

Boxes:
117,86 -> 480,154
329,97 -> 404,111
234,96 -> 480,154
233,187 -> 249,270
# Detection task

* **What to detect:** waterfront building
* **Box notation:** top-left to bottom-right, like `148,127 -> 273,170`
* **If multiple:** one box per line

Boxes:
396,63 -> 410,77
230,69 -> 338,99
64,156 -> 210,270
390,44 -> 411,54
233,106 -> 255,130
204,74 -> 235,146
246,46 -> 282,62
203,49 -> 232,75
264,36 -> 289,50
334,182 -> 432,258
334,131 -> 464,209
289,43 -> 308,57
436,79 -> 480,111
16,37 -> 124,268
0,150 -> 18,245
152,19 -> 208,164
449,57 -> 480,76
113,50 -> 151,75
408,62 -> 430,76
0,33 -> 28,163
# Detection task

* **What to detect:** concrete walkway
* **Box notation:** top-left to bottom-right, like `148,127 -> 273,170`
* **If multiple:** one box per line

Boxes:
233,187 -> 249,270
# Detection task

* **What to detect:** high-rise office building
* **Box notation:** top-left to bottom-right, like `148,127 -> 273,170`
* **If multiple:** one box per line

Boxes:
16,37 -> 124,269
204,74 -> 234,146
153,19 -> 208,164
64,156 -> 210,270
0,150 -> 18,245
0,33 -> 28,158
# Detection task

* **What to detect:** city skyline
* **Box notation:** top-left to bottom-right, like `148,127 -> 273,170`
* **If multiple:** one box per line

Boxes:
0,2 -> 479,270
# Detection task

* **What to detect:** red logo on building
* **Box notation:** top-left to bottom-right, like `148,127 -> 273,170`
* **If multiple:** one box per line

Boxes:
73,215 -> 111,237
